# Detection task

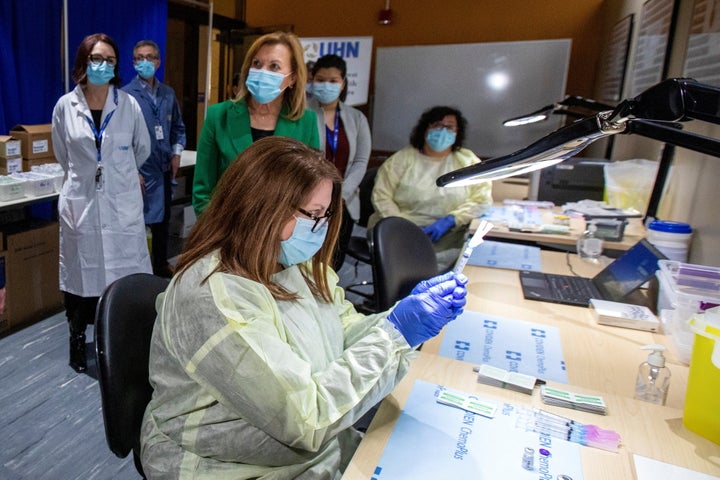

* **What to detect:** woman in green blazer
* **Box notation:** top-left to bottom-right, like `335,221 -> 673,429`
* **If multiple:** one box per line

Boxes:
192,32 -> 320,215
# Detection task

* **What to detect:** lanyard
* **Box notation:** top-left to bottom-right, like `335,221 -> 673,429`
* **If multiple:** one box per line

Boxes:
83,87 -> 118,163
325,107 -> 340,159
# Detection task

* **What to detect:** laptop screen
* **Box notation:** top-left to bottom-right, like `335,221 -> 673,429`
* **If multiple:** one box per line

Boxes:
592,239 -> 667,301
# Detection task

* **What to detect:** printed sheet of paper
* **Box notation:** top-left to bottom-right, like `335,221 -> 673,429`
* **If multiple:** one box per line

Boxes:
373,380 -> 583,479
438,310 -> 568,383
633,455 -> 720,480
467,240 -> 542,271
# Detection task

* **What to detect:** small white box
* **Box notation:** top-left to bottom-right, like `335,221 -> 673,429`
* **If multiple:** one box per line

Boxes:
590,299 -> 659,332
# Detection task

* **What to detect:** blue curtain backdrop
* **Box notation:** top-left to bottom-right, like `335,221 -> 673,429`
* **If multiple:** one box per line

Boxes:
0,0 -> 167,135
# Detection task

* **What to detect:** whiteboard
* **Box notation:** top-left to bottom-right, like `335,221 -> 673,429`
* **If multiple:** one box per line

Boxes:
373,40 -> 571,158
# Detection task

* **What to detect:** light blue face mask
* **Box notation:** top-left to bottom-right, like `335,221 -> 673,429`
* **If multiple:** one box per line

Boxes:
279,216 -> 328,267
86,61 -> 116,86
246,68 -> 287,104
134,60 -> 156,79
425,128 -> 457,152
312,82 -> 342,104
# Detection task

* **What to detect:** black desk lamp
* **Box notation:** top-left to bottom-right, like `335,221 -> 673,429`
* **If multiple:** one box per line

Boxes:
438,78 -> 720,219
502,96 -> 615,126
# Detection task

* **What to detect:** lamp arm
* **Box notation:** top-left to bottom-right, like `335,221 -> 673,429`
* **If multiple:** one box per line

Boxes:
624,119 -> 720,158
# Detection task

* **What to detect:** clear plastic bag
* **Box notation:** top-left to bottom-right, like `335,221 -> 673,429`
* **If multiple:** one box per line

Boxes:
604,159 -> 659,213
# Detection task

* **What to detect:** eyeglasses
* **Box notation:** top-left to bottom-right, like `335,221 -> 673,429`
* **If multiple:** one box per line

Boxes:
429,121 -> 458,132
88,54 -> 117,66
133,54 -> 159,62
297,207 -> 332,233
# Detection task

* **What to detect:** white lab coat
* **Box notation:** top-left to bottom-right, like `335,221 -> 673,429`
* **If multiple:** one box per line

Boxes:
52,85 -> 152,297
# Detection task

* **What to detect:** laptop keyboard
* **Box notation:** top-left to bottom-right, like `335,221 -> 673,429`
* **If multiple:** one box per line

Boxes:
547,275 -> 593,304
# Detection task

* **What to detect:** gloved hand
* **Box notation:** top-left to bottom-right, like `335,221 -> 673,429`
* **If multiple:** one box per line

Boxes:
421,215 -> 456,243
410,271 -> 468,296
388,273 -> 468,347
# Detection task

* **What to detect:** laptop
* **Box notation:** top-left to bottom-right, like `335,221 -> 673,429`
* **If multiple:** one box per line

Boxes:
519,239 -> 666,307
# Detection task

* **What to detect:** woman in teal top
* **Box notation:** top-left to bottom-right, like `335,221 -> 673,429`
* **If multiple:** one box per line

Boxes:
192,31 -> 320,215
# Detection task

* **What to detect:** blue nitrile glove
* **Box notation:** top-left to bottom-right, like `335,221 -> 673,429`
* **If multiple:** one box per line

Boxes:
410,271 -> 467,296
421,215 -> 456,242
388,275 -> 468,347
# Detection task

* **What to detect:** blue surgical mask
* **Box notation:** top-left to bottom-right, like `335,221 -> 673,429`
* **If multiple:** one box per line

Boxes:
86,61 -> 116,86
305,83 -> 314,94
279,217 -> 328,267
312,82 -> 341,104
425,128 -> 457,152
245,68 -> 287,104
134,60 -> 156,79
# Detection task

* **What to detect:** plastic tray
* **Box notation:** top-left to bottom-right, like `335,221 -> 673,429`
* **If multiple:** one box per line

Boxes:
11,172 -> 54,197
0,175 -> 26,201
657,260 -> 720,364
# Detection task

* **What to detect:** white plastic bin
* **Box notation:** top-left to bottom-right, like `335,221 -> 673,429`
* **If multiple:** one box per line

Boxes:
31,163 -> 64,192
0,175 -> 26,201
656,259 -> 720,364
11,172 -> 54,197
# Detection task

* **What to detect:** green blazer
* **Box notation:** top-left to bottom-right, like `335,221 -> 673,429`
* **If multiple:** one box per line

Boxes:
192,98 -> 320,214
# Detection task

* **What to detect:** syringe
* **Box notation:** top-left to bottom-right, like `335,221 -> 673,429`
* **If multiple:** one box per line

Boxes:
453,220 -> 494,275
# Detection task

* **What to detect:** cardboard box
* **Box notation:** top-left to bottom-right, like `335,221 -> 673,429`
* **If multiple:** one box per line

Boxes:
0,156 -> 23,175
10,124 -> 54,160
0,250 -> 8,335
169,204 -> 196,238
2,220 -> 63,329
0,135 -> 22,158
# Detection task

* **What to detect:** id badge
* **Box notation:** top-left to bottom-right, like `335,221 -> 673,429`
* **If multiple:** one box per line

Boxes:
155,125 -> 164,140
95,164 -> 104,191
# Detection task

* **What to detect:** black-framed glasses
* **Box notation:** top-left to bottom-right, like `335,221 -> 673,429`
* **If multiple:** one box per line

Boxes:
133,54 -> 159,62
297,207 -> 332,233
88,54 -> 117,66
429,121 -> 458,132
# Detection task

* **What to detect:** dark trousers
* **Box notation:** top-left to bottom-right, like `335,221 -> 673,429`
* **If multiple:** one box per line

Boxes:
333,205 -> 354,271
64,292 -> 99,335
149,170 -> 173,271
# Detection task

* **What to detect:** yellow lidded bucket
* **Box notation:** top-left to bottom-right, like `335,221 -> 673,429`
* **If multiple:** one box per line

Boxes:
684,307 -> 720,444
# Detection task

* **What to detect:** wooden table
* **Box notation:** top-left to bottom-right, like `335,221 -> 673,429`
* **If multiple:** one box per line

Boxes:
471,206 -> 646,252
425,250 -> 690,409
342,250 -> 720,479
342,352 -> 720,480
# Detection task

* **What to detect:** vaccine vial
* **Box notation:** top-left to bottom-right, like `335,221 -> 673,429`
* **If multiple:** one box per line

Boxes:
521,447 -> 534,470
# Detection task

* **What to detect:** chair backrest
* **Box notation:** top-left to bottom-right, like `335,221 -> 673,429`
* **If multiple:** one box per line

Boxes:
371,216 -> 439,311
357,167 -> 379,228
95,273 -> 170,460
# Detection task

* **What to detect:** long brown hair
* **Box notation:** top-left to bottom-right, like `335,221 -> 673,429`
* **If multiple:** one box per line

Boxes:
176,137 -> 343,302
237,31 -> 307,121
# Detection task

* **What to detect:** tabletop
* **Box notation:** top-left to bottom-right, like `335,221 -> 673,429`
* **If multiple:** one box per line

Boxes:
471,205 -> 646,252
341,249 -> 720,479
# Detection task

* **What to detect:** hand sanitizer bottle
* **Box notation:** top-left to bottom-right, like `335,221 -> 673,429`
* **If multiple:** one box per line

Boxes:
576,221 -> 603,263
634,345 -> 671,405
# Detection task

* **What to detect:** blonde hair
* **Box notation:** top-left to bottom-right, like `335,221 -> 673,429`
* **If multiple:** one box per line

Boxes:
237,31 -> 307,121
176,137 -> 343,302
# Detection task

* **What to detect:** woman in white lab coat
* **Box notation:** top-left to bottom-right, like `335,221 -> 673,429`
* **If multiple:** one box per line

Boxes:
51,33 -> 152,373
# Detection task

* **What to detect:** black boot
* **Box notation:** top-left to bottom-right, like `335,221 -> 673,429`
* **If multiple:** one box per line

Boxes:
69,333 -> 87,373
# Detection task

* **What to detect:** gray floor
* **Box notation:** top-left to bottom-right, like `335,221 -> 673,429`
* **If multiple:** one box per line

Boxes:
0,232 -> 373,479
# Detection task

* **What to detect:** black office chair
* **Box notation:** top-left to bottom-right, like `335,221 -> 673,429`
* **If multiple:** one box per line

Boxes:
95,273 -> 170,478
371,216 -> 439,311
344,167 -> 379,307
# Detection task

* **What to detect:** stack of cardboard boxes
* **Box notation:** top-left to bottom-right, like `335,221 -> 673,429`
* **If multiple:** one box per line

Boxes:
9,124 -> 57,171
0,135 -> 22,175
0,124 -> 63,335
